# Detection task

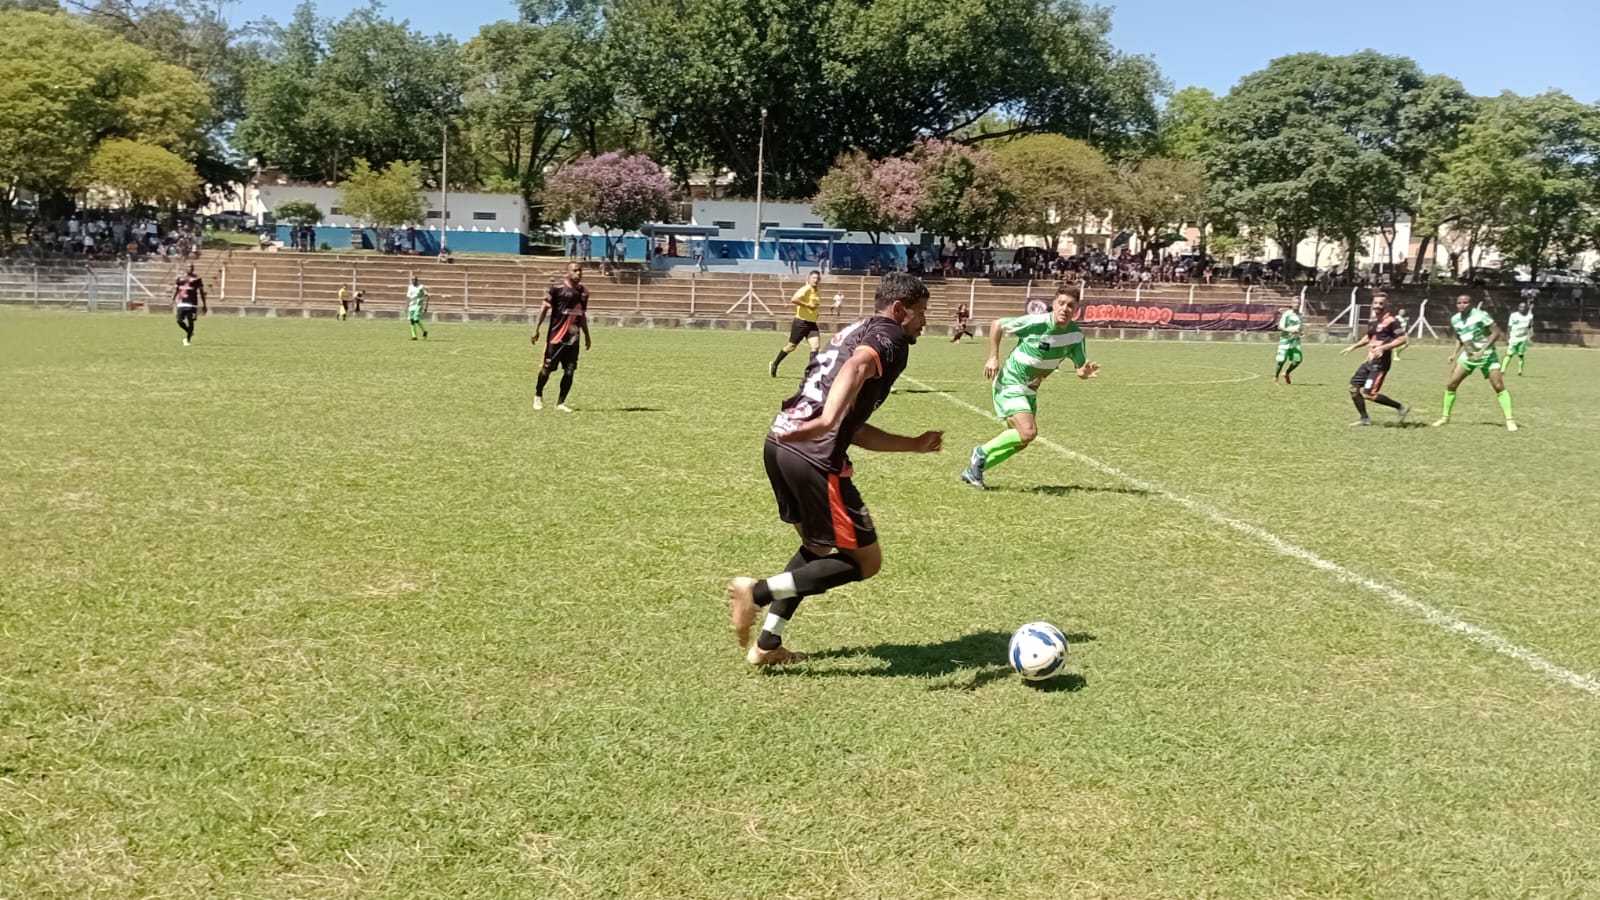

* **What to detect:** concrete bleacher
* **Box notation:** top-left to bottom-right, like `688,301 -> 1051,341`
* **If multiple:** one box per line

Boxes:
8,250 -> 1595,345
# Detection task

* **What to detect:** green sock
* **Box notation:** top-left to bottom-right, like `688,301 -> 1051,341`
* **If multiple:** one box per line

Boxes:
980,429 -> 1027,470
1442,390 -> 1456,418
1497,390 -> 1514,420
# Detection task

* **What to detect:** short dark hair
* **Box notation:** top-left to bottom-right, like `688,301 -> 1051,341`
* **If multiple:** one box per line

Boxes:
1055,284 -> 1081,303
874,271 -> 929,311
808,269 -> 821,278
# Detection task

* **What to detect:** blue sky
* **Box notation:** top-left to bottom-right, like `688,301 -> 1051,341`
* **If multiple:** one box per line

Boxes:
235,0 -> 1598,104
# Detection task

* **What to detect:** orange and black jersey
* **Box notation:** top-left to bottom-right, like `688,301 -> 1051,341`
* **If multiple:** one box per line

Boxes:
174,275 -> 204,305
770,316 -> 910,473
1366,314 -> 1403,369
544,283 -> 588,345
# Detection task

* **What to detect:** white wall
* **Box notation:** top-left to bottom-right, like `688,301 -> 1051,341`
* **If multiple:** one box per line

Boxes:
691,200 -> 924,245
256,185 -> 526,231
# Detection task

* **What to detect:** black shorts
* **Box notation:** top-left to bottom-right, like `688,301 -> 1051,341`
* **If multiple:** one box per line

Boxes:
764,437 -> 877,550
543,342 -> 580,371
788,318 -> 820,345
1350,359 -> 1390,394
176,306 -> 197,325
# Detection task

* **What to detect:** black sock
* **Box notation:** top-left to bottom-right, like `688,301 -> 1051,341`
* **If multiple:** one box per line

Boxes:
1351,394 -> 1368,418
1275,361 -> 1284,377
1286,362 -> 1300,376
752,548 -> 824,606
1370,393 -> 1402,411
535,370 -> 550,396
773,349 -> 790,367
558,371 -> 574,403
752,552 -> 862,650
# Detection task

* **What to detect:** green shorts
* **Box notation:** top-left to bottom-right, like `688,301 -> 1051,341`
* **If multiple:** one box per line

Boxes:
1275,346 -> 1302,364
1507,340 -> 1528,357
1457,349 -> 1502,378
992,378 -> 1038,420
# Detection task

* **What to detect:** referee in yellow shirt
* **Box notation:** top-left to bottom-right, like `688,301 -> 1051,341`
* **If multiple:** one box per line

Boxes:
771,270 -> 824,377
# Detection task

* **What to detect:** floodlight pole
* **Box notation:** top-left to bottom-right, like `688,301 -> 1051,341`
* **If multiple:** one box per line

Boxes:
439,122 -> 449,256
752,107 -> 767,261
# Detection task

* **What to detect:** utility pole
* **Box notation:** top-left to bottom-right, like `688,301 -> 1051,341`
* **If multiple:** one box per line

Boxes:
752,108 -> 767,261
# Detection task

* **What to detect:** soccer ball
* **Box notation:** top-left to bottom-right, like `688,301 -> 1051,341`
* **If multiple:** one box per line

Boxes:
1008,622 -> 1069,681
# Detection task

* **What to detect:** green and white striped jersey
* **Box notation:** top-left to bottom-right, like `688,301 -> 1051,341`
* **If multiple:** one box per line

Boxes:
1451,307 -> 1496,360
1277,309 -> 1302,349
997,314 -> 1087,386
1508,311 -> 1533,343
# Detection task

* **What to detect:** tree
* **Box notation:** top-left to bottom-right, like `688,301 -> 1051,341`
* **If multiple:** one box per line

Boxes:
1156,87 -> 1219,161
993,134 -> 1115,251
812,151 -> 921,249
463,16 -> 620,222
0,10 -> 210,236
272,199 -> 324,226
86,139 -> 201,207
1473,93 -> 1599,277
235,3 -> 464,182
541,151 -> 672,252
1115,157 -> 1205,260
1207,52 -> 1468,274
606,0 -> 1160,198
338,159 -> 425,229
911,139 -> 1016,246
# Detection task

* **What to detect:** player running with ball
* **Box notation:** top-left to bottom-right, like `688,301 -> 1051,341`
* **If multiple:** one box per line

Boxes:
726,273 -> 941,667
961,285 -> 1099,489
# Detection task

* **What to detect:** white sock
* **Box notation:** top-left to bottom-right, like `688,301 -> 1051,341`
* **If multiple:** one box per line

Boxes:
765,572 -> 797,601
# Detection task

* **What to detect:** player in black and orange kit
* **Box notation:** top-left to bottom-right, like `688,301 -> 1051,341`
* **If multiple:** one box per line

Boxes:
172,264 -> 207,346
726,272 -> 944,667
531,262 -> 591,412
1339,292 -> 1410,426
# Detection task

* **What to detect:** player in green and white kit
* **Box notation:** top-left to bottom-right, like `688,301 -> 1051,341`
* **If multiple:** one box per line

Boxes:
406,276 -> 429,340
961,285 -> 1100,489
1505,300 -> 1533,375
1274,306 -> 1303,383
1434,293 -> 1516,431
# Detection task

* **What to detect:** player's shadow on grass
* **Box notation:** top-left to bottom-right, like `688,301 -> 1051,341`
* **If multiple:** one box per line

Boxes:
1007,484 -> 1150,497
770,629 -> 1093,692
587,406 -> 665,412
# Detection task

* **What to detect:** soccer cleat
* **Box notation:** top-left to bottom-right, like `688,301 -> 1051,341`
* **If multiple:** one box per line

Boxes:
960,446 -> 987,490
1506,420 -> 1519,432
726,577 -> 759,648
1350,418 -> 1372,427
768,359 -> 779,378
182,338 -> 189,346
422,330 -> 429,339
1283,372 -> 1292,385
1397,404 -> 1409,425
557,404 -> 574,413
533,396 -> 544,411
747,644 -> 809,667
1431,417 -> 1449,427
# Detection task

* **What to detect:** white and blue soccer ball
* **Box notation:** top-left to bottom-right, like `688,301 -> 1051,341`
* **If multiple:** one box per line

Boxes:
1008,622 -> 1069,681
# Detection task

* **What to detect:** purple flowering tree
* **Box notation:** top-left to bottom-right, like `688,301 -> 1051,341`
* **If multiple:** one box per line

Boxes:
813,150 -> 923,250
542,152 -> 673,255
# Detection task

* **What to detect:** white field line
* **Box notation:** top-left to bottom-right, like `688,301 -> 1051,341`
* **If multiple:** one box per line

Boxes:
906,375 -> 1600,699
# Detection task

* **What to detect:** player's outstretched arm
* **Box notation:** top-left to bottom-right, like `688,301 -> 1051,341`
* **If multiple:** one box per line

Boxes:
851,423 -> 942,453
776,348 -> 876,443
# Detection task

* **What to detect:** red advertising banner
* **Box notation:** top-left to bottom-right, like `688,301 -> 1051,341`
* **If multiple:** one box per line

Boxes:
1025,298 -> 1286,331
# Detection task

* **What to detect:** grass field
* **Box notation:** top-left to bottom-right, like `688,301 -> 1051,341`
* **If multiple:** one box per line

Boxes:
4,307 -> 1599,898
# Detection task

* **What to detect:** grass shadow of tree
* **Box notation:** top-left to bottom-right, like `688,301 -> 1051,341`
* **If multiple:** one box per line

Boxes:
765,629 -> 1093,692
